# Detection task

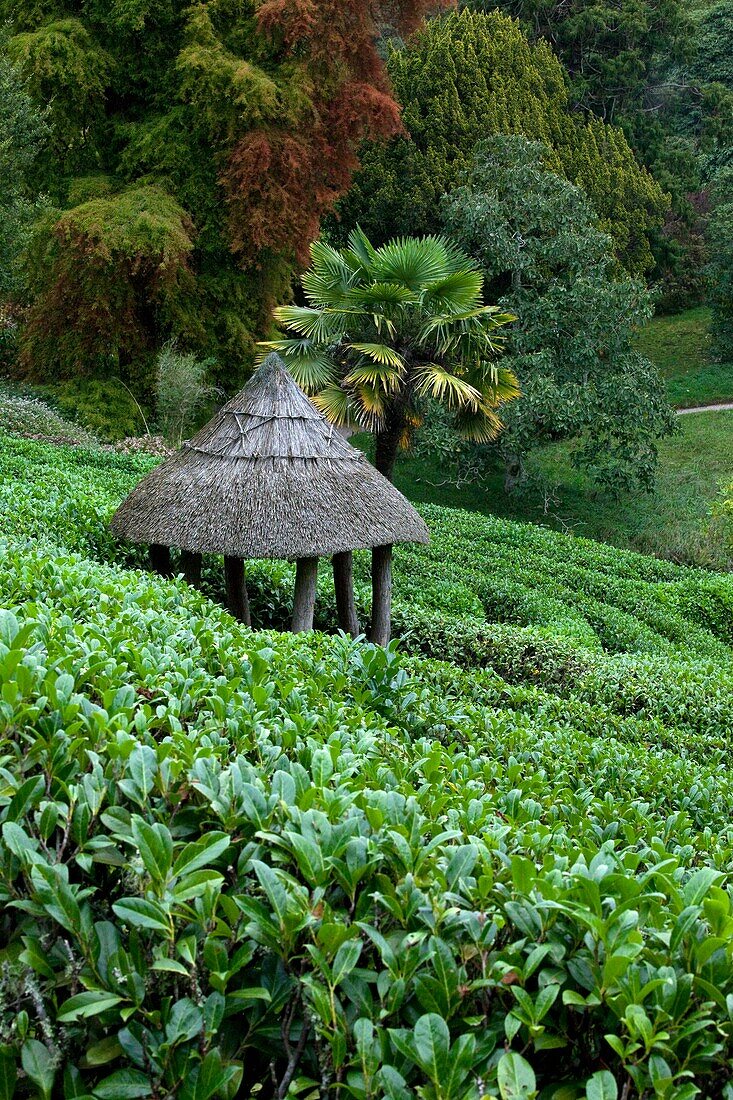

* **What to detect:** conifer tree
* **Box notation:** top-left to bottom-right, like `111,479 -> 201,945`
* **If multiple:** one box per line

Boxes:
338,9 -> 668,274
0,0 -> 447,392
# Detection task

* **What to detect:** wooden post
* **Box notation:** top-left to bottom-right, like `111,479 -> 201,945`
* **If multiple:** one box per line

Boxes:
179,549 -> 202,587
332,551 -> 359,637
291,557 -> 319,633
369,544 -> 393,646
224,555 -> 251,626
149,543 -> 172,577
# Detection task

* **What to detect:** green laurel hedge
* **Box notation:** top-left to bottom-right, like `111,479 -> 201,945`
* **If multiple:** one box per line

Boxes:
2,435 -> 733,1098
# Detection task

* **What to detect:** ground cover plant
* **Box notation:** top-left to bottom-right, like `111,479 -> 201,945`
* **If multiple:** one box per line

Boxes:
2,434 -> 733,1097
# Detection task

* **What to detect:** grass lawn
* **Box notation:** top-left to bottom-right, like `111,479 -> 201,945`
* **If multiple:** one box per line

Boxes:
388,410 -> 733,568
634,306 -> 733,407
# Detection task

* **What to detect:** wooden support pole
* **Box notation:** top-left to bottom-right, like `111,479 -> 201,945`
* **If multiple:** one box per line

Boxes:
332,551 -> 359,637
179,549 -> 202,588
149,543 -> 172,578
224,555 -> 251,626
291,557 -> 319,633
369,544 -> 393,646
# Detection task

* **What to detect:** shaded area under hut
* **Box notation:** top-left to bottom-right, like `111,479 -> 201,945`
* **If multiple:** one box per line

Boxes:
110,354 -> 429,643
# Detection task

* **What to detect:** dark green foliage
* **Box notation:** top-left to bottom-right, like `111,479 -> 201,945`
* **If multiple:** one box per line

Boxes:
19,186 -> 198,392
45,379 -> 149,442
443,137 -> 677,494
691,2 -> 733,93
706,171 -> 733,359
0,48 -> 48,357
0,0 -> 434,394
3,435 -> 733,1094
470,0 -> 687,123
338,9 -> 668,275
465,0 -> 733,309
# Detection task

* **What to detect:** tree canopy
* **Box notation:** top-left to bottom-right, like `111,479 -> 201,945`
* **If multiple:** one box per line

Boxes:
1,0 -> 448,391
337,9 -> 668,275
0,48 -> 47,357
443,136 -> 677,494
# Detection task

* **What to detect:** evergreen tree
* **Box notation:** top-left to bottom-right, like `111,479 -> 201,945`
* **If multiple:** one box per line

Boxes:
467,0 -> 733,309
0,0 -> 447,392
338,10 -> 668,275
469,0 -> 687,124
707,168 -> 733,360
0,48 -> 48,357
443,136 -> 677,494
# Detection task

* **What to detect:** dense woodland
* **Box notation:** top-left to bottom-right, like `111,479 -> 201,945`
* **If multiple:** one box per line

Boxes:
2,0 -> 733,495
3,1 -> 733,1097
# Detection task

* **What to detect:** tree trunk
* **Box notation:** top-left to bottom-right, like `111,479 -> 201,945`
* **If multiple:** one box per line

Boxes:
149,543 -> 172,577
332,551 -> 360,637
503,452 -> 526,494
224,555 -> 251,626
374,428 -> 402,481
292,557 -> 319,632
369,544 -> 393,646
179,549 -> 202,587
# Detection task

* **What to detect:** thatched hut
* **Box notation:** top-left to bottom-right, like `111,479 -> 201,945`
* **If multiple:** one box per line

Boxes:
111,354 -> 429,642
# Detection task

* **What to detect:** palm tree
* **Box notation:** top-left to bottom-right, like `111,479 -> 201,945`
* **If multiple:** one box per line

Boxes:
259,228 -> 519,644
260,228 -> 519,480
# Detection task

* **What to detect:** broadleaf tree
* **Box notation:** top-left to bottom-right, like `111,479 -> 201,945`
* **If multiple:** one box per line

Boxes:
442,136 -> 677,495
0,48 -> 48,360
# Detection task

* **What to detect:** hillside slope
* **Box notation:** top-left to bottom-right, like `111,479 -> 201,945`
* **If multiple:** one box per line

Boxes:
2,433 -> 733,1096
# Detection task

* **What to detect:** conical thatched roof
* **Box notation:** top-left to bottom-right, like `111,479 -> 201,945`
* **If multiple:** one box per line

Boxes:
111,354 -> 429,559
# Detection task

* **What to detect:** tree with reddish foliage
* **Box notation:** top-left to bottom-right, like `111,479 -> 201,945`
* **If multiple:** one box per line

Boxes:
224,0 -> 451,263
2,0 -> 448,400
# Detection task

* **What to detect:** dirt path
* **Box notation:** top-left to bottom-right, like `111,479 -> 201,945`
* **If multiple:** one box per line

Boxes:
677,402 -> 733,415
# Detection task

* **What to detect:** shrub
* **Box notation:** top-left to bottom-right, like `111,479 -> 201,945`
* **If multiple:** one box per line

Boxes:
155,342 -> 219,447
0,389 -> 97,445
43,378 -> 149,442
3,433 -> 733,1094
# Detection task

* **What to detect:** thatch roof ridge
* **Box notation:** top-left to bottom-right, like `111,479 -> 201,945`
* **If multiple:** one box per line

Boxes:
111,353 -> 429,559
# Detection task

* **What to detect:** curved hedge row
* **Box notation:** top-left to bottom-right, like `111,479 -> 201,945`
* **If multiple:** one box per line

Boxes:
2,434 -> 733,1097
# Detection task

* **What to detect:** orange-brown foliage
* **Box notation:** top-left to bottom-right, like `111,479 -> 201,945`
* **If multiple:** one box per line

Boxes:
222,0 -> 453,263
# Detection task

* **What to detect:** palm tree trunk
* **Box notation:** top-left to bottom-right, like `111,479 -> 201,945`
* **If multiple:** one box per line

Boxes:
369,544 -> 393,646
333,551 -> 359,636
374,429 -> 401,481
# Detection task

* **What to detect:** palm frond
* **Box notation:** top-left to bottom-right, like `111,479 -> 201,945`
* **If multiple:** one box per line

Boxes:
256,337 -> 317,361
276,350 -> 340,393
345,225 -> 379,275
421,269 -> 484,312
343,283 -> 416,308
353,383 -> 387,429
302,240 -> 356,304
473,364 -> 522,403
372,235 -> 459,289
347,342 -> 406,369
344,361 -> 403,393
453,403 -> 506,443
272,305 -> 346,342
412,362 -> 483,410
311,384 -> 358,427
